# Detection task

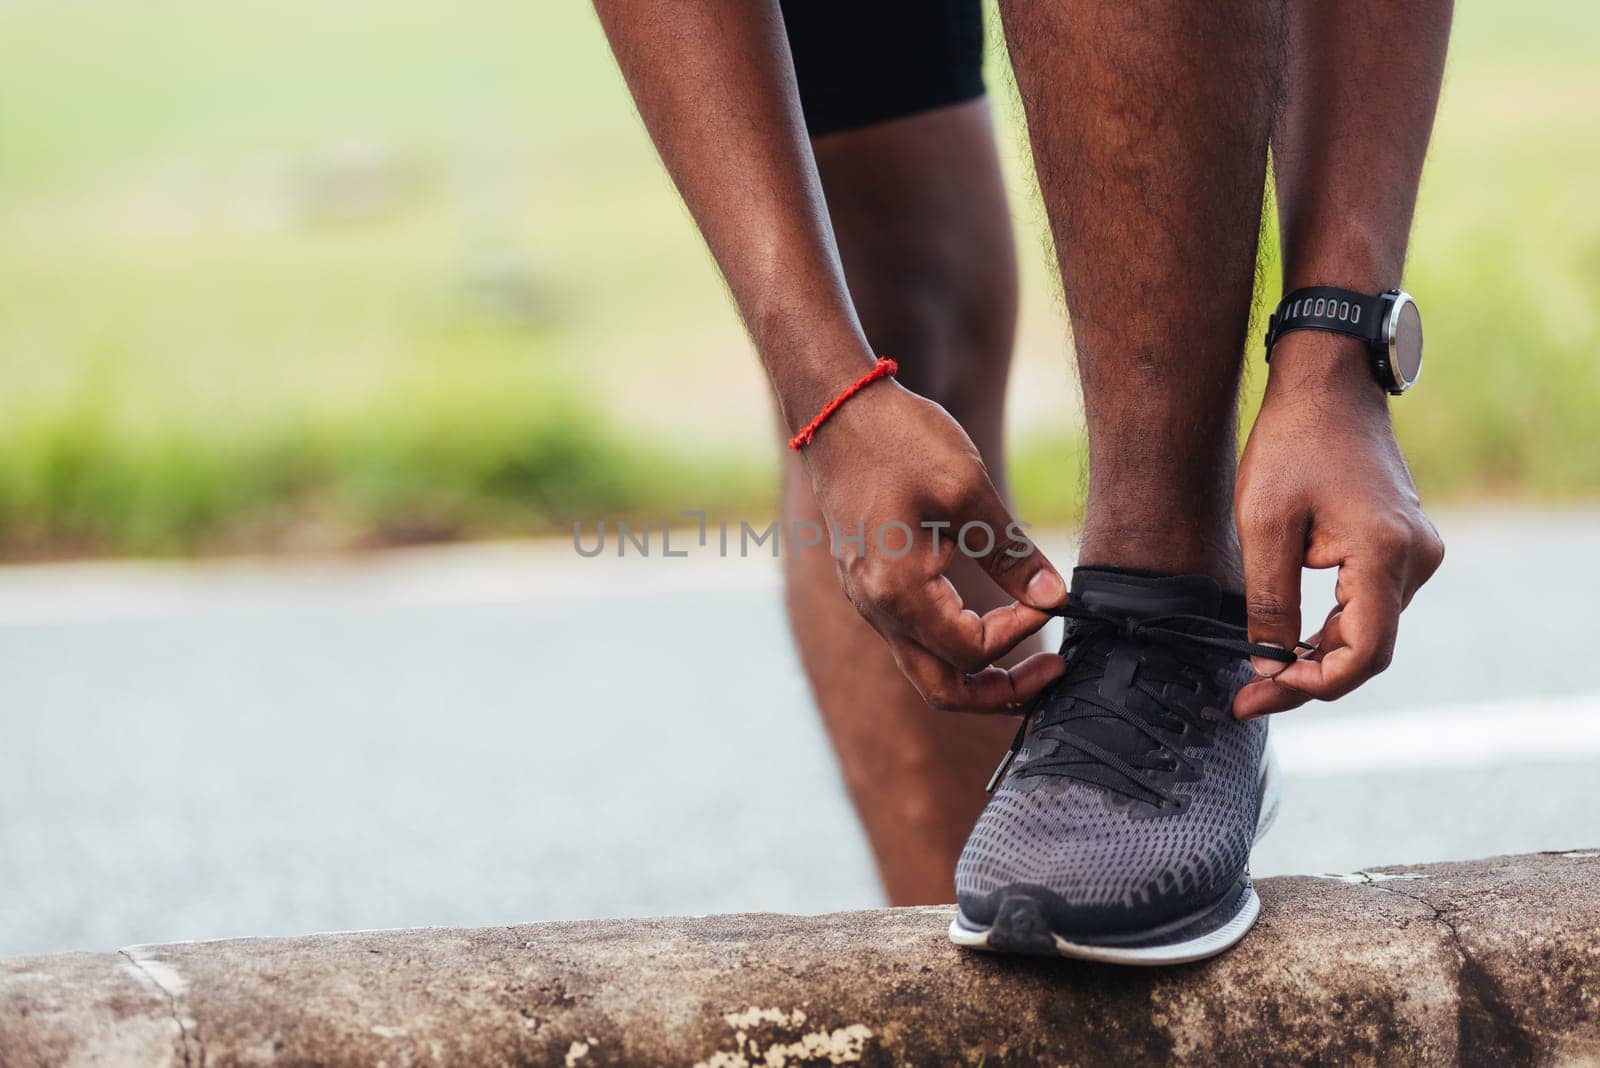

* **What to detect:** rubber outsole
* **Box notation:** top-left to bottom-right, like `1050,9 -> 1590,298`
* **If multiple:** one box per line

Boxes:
949,738 -> 1280,966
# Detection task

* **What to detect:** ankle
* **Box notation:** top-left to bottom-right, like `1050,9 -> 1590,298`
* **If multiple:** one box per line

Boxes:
1075,520 -> 1243,592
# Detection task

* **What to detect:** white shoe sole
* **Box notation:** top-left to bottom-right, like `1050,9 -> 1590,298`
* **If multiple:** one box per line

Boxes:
948,737 -> 1280,966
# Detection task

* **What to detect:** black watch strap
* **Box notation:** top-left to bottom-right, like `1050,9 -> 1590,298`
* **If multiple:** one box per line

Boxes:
1264,286 -> 1385,360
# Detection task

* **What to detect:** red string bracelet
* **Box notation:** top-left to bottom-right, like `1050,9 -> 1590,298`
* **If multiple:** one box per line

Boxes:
787,357 -> 898,451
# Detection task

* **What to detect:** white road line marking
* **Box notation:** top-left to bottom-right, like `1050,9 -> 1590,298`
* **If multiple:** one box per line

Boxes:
1272,694 -> 1600,773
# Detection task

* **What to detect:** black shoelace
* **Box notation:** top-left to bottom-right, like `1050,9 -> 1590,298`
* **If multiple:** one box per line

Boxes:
985,604 -> 1310,806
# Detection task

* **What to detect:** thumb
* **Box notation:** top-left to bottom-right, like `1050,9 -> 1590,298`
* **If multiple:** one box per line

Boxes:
965,481 -> 1067,611
1240,510 -> 1307,677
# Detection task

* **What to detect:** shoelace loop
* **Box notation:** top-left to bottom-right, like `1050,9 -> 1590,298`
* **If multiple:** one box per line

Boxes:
1054,603 -> 1303,665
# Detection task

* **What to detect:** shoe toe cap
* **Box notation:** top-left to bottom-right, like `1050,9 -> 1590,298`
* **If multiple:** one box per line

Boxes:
955,784 -> 1252,936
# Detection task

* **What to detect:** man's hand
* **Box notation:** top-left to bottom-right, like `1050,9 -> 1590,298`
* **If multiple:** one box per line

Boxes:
800,379 -> 1069,715
1232,331 -> 1445,719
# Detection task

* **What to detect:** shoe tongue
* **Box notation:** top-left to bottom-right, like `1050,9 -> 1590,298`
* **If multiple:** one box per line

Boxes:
1070,566 -> 1224,621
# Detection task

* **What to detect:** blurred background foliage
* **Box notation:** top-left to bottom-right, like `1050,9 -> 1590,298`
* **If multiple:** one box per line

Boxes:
0,0 -> 1594,558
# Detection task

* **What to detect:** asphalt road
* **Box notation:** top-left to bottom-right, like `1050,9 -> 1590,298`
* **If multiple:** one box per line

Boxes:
1,510 -> 1595,957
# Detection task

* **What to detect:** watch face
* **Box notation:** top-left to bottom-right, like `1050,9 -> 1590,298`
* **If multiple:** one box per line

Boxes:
1390,296 -> 1424,388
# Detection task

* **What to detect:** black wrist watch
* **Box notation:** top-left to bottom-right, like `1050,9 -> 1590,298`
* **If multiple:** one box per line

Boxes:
1264,286 -> 1424,395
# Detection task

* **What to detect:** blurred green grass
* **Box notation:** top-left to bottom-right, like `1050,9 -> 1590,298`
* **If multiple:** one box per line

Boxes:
0,0 -> 1594,557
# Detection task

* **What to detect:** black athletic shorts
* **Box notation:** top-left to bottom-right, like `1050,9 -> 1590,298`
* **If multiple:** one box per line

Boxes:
779,0 -> 986,138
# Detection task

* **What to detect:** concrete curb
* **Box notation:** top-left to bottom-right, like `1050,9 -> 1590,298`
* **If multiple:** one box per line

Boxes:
2,850 -> 1596,1066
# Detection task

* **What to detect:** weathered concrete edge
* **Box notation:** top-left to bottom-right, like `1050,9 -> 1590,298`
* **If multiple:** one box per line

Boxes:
1,849 -> 1597,1067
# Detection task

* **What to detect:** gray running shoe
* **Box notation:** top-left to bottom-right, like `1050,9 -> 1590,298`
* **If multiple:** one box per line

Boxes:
950,566 -> 1293,965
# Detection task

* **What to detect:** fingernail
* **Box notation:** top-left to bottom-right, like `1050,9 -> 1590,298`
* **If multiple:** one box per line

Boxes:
1250,644 -> 1289,680
1026,570 -> 1067,608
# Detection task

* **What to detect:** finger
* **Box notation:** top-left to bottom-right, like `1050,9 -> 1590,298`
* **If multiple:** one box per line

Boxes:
847,544 -> 940,638
1301,605 -> 1343,654
1234,605 -> 1354,719
1266,561 -> 1401,702
960,480 -> 1068,612
899,574 -> 1054,673
890,637 -> 1065,715
1232,675 -> 1313,719
1238,505 -> 1309,679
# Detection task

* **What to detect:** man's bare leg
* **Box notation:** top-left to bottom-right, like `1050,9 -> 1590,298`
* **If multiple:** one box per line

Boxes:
997,1 -> 1284,585
781,100 -> 1025,906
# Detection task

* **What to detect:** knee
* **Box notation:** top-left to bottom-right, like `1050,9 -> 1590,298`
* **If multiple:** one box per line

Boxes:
861,272 -> 1014,421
